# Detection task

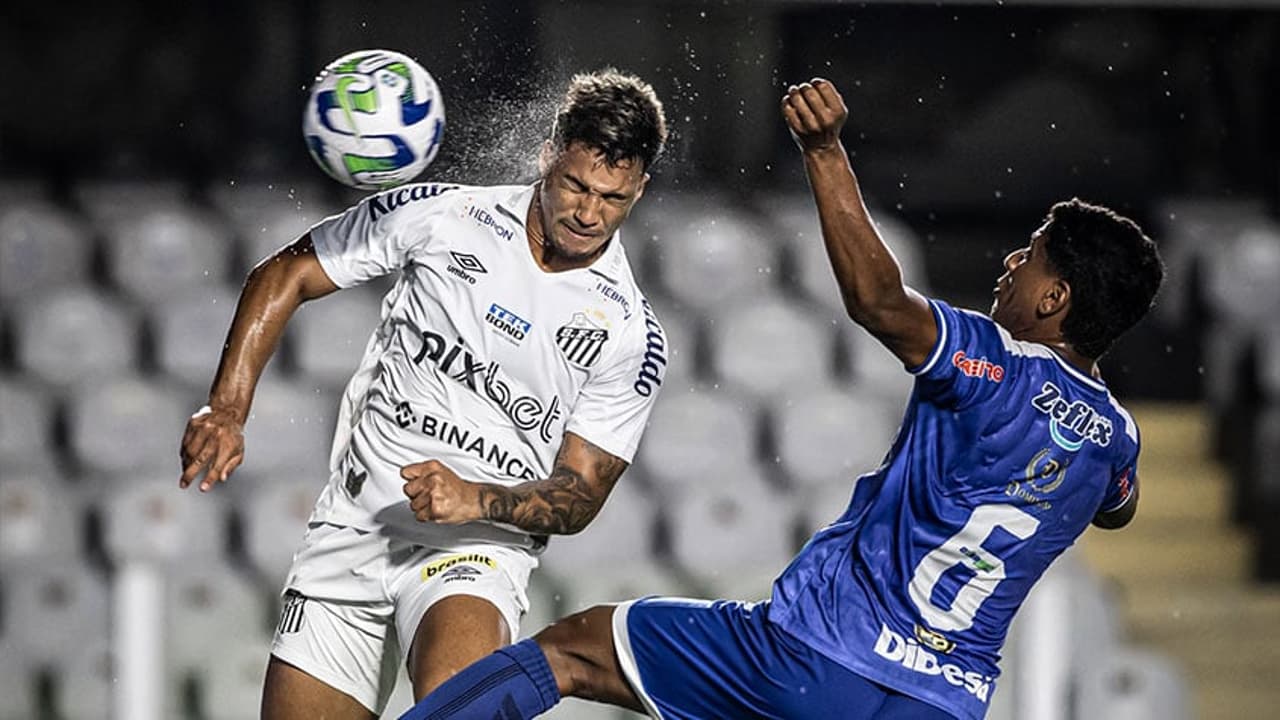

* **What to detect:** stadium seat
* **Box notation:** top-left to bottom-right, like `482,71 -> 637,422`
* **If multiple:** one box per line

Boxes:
240,378 -> 337,482
0,201 -> 93,304
198,634 -> 272,720
153,284 -> 290,389
1077,647 -> 1192,720
240,479 -> 321,587
649,202 -> 781,313
668,463 -> 796,599
1202,222 -> 1280,328
291,286 -> 383,388
99,474 -> 228,564
104,206 -> 235,303
554,556 -> 694,618
706,293 -> 834,400
538,475 -> 658,580
0,640 -> 38,720
1259,320 -> 1280,401
771,383 -> 902,489
634,388 -> 759,501
1,562 -> 110,668
0,376 -> 55,466
67,375 -> 193,476
209,180 -> 340,272
166,560 -> 269,675
12,287 -> 138,388
71,177 -> 188,231
0,471 -> 81,569
642,295 -> 698,387
842,323 -> 915,401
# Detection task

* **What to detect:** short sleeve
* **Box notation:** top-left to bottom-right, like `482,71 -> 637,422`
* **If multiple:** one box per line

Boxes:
564,299 -> 667,462
1100,452 -> 1139,513
309,183 -> 459,288
910,300 -> 1014,410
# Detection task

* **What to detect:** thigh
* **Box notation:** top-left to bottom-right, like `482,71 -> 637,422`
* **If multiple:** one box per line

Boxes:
392,546 -> 536,697
267,591 -> 399,718
613,598 -> 899,720
262,655 -> 376,720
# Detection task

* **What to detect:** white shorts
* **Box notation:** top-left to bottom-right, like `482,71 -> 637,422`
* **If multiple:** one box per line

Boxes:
270,522 -> 538,713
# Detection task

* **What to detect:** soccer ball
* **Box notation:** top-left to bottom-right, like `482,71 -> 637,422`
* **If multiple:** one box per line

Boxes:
303,49 -> 445,190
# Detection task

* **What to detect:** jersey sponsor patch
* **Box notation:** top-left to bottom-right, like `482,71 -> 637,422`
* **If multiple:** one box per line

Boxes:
485,303 -> 531,345
873,624 -> 993,703
1031,381 -> 1113,450
421,553 -> 497,582
556,313 -> 609,369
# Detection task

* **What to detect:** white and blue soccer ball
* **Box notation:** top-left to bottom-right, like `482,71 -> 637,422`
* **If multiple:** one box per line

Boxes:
303,49 -> 445,190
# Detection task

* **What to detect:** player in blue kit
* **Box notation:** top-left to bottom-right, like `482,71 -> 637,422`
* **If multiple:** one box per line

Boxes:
396,78 -> 1164,720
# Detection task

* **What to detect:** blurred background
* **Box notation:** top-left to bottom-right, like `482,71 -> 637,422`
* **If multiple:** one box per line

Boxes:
1,0 -> 1278,718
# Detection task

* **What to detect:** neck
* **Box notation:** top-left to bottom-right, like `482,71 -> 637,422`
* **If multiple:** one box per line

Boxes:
1032,335 -> 1098,378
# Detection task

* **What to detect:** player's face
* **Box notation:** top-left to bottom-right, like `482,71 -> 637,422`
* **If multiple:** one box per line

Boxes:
990,227 -> 1061,334
537,141 -> 648,263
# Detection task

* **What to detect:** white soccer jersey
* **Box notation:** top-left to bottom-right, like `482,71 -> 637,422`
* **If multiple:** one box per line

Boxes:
304,182 -> 668,550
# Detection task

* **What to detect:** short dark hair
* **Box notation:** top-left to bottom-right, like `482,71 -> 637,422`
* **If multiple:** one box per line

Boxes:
550,68 -> 667,171
1041,198 -> 1164,358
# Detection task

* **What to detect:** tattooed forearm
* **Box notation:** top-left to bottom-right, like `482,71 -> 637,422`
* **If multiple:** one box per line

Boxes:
477,435 -> 627,535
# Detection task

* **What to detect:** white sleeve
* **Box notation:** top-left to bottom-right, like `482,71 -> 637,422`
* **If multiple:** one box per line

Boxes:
309,183 -> 459,288
565,300 -> 668,463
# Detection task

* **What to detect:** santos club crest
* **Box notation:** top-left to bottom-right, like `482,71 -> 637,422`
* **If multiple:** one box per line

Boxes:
556,313 -> 609,369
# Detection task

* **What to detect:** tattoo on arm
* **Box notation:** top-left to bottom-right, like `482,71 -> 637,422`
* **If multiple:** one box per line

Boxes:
477,436 -> 627,535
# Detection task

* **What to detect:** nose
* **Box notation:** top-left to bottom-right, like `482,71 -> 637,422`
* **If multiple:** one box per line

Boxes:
1002,249 -> 1020,272
574,195 -> 603,228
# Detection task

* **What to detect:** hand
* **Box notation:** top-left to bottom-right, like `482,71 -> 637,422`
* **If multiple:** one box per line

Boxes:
179,405 -> 245,492
781,78 -> 848,154
401,460 -> 484,524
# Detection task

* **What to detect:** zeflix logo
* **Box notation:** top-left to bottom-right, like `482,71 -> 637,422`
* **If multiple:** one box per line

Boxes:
873,625 -> 993,703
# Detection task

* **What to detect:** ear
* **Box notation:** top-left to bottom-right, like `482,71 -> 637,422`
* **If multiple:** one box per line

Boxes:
1038,278 -> 1071,318
538,140 -> 557,177
633,172 -> 651,203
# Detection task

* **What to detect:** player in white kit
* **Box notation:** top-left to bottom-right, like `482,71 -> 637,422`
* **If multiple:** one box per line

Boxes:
177,69 -> 669,720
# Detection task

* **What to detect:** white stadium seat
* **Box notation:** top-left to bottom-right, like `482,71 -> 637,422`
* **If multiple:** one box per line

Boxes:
208,180 -> 340,270
241,479 -> 322,586
651,205 -> 781,313
0,639 -> 38,720
198,634 -> 273,720
635,388 -> 759,500
1077,647 -> 1192,720
0,201 -> 92,303
67,375 -> 193,476
291,286 -> 383,387
0,471 -> 81,569
100,474 -> 228,564
706,293 -> 834,399
105,206 -> 235,303
240,378 -> 336,482
796,478 -> 858,538
842,324 -> 915,401
1202,222 -> 1280,328
642,296 -> 698,388
668,463 -> 796,599
2,563 -> 110,668
13,287 -> 138,388
166,560 -> 269,675
0,376 -> 55,465
538,476 -> 658,580
772,383 -> 902,488
154,285 -> 249,388
72,178 -> 188,230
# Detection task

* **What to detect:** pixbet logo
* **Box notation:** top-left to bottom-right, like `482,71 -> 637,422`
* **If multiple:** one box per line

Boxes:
873,624 -> 993,703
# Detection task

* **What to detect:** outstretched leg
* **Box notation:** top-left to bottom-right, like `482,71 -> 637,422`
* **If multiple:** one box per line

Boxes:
396,604 -> 636,720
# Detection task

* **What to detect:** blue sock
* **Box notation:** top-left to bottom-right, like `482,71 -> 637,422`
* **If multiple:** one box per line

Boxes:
398,638 -> 561,720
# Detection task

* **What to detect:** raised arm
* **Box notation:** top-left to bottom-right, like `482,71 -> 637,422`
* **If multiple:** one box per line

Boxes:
178,235 -> 339,491
401,432 -> 627,536
782,79 -> 937,369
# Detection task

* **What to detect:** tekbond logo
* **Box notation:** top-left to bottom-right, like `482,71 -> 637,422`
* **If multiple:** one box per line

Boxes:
485,303 -> 531,345
447,251 -> 487,285
1031,381 -> 1112,450
874,624 -> 993,703
556,313 -> 609,369
420,553 -> 497,582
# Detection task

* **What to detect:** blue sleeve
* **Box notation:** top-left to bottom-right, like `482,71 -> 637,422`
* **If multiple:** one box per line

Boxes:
909,300 -> 1014,410
1100,450 -> 1139,513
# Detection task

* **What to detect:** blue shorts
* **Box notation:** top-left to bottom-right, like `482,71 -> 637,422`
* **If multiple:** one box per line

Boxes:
611,598 -> 958,720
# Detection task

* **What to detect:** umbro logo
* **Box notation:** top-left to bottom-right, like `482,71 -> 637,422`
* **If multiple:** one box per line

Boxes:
450,251 -> 486,274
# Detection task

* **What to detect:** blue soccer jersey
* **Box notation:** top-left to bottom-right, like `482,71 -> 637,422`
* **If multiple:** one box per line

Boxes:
769,300 -> 1140,720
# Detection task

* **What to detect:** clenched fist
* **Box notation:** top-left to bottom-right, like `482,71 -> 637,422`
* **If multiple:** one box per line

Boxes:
781,78 -> 848,154
401,460 -> 484,524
